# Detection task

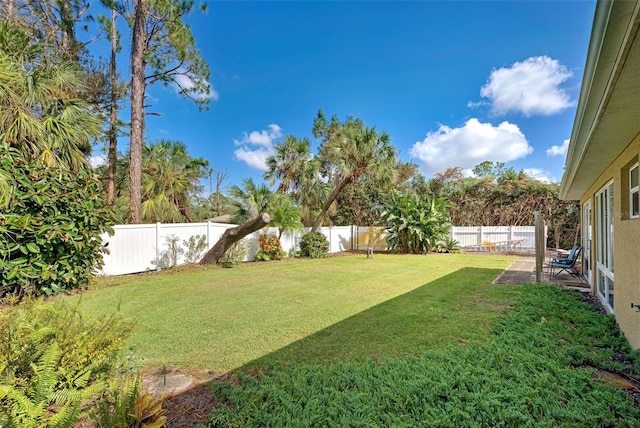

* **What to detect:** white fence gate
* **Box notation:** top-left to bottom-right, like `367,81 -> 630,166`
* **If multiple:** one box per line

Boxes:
99,223 -> 543,276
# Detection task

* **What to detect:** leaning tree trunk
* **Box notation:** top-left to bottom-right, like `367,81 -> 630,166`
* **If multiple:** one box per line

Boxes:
311,177 -> 352,232
200,213 -> 271,265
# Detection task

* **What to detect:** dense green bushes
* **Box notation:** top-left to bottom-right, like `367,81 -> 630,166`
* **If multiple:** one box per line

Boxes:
381,193 -> 451,254
299,231 -> 329,258
207,285 -> 640,426
0,145 -> 113,297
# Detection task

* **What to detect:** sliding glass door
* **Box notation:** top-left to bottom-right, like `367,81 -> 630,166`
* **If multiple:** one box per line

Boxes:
582,200 -> 592,284
595,182 -> 614,311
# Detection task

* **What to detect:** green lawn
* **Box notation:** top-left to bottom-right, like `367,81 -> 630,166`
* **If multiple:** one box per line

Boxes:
70,253 -> 518,373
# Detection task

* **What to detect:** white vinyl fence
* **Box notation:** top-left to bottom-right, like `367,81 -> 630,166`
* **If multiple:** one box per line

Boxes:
450,226 -> 542,252
100,222 -> 357,276
99,223 -> 542,276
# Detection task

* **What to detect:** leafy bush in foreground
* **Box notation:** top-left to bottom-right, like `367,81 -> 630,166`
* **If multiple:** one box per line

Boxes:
0,145 -> 114,297
299,231 -> 329,258
0,300 -> 134,427
207,285 -> 640,427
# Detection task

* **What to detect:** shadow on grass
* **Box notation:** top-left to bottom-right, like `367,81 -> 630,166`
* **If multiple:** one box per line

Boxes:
162,266 -> 516,427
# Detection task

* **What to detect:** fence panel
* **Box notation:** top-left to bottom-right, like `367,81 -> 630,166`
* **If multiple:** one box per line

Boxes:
100,223 -> 544,276
450,225 -> 542,252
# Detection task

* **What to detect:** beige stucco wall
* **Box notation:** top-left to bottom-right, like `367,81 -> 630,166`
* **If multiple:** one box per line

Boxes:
580,135 -> 640,349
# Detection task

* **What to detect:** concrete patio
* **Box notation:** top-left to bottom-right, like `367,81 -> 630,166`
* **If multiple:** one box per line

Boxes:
493,255 -> 590,290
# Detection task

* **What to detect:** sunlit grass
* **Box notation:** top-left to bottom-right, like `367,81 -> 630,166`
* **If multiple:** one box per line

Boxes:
68,253 -> 518,373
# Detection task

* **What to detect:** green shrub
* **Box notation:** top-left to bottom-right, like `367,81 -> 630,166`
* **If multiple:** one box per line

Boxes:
254,234 -> 285,261
0,145 -> 114,297
219,239 -> 248,266
299,231 -> 329,258
0,300 -> 134,427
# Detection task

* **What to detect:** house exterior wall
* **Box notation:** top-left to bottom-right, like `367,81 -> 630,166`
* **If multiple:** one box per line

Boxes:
580,135 -> 640,349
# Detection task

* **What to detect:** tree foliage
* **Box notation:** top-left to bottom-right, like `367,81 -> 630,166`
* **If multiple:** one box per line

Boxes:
0,20 -> 102,171
310,110 -> 398,231
0,145 -> 113,298
418,162 -> 579,248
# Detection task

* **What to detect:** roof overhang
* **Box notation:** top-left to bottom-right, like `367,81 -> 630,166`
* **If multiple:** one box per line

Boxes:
560,0 -> 640,200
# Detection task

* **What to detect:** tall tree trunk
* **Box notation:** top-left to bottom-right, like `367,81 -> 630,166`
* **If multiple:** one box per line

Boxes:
129,0 -> 146,224
106,6 -> 118,204
200,213 -> 271,265
7,1 -> 15,20
311,177 -> 352,232
59,0 -> 76,58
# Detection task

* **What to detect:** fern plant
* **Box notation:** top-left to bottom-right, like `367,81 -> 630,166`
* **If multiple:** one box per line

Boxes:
0,343 -> 104,428
0,300 -> 134,427
90,374 -> 166,428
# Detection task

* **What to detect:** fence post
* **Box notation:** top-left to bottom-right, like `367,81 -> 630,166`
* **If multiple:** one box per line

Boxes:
155,222 -> 162,269
535,211 -> 545,283
206,221 -> 211,248
478,226 -> 484,249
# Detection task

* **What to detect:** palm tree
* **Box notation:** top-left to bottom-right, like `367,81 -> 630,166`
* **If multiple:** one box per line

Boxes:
0,21 -> 102,170
264,135 -> 313,194
269,194 -> 303,238
229,178 -> 273,224
311,111 -> 397,231
139,140 -> 208,223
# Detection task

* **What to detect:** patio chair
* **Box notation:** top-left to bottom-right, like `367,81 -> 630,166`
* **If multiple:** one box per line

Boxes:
553,244 -> 579,264
549,247 -> 582,276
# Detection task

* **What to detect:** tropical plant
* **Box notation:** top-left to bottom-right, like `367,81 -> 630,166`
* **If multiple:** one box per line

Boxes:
311,110 -> 398,231
140,140 -> 208,222
264,135 -> 314,194
228,178 -> 273,224
299,231 -> 329,258
269,194 -> 303,239
0,300 -> 133,427
254,234 -> 286,261
0,20 -> 102,170
90,374 -> 166,428
381,193 -> 451,254
0,145 -> 114,298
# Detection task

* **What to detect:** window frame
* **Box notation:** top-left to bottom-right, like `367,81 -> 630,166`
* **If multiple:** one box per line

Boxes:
630,163 -> 639,219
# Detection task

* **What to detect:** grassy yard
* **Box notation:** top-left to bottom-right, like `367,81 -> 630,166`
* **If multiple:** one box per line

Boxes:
64,253 -> 640,426
70,253 -> 518,373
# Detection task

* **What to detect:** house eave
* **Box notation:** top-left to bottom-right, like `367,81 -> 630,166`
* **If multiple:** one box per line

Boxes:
560,0 -> 640,201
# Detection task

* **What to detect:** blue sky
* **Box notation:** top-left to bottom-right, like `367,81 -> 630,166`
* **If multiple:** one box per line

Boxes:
90,0 -> 597,190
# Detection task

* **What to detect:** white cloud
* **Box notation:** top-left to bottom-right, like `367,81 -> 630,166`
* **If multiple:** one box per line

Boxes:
89,154 -> 106,168
478,56 -> 573,117
523,168 -> 556,183
410,118 -> 533,175
173,73 -> 219,101
546,139 -> 570,157
233,124 -> 283,170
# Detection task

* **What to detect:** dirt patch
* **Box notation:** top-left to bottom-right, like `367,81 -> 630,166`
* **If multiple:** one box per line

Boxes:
142,368 -> 220,428
163,381 -> 217,428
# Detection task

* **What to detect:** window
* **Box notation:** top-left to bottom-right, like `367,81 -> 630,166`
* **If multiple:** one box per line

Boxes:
596,181 -> 614,312
630,163 -> 639,219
